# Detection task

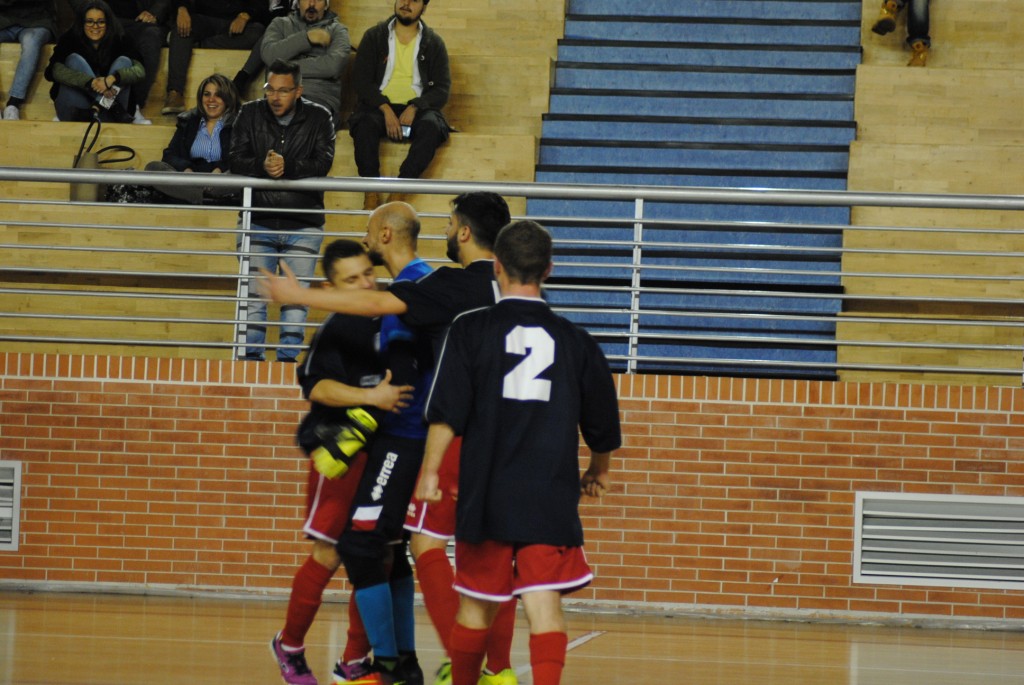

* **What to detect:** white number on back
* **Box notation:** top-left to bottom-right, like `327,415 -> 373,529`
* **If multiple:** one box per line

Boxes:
503,326 -> 553,401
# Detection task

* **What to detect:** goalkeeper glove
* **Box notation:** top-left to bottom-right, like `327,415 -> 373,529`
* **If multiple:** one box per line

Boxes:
310,408 -> 378,479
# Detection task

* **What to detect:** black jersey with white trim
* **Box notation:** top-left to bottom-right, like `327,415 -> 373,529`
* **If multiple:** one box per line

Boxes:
295,312 -> 385,454
424,297 -> 621,547
387,260 -> 500,359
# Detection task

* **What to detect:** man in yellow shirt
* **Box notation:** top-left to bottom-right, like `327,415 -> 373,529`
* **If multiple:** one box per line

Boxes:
348,0 -> 451,209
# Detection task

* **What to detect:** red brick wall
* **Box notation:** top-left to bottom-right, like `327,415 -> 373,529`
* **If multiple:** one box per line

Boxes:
2,353 -> 1023,619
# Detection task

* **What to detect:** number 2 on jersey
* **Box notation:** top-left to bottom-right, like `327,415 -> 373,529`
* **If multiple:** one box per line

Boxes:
503,326 -> 553,401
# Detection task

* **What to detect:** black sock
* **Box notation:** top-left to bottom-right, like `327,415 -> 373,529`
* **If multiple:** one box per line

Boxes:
6,96 -> 24,108
375,657 -> 398,673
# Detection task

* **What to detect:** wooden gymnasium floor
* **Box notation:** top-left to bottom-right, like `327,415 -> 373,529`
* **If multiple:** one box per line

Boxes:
2,591 -> 1023,684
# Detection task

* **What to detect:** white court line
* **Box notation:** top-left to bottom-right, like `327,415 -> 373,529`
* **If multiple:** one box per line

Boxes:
513,631 -> 607,678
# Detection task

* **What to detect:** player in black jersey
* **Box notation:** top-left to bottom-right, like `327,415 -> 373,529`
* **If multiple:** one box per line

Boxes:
271,239 -> 414,685
415,220 -> 621,685
260,193 -> 519,685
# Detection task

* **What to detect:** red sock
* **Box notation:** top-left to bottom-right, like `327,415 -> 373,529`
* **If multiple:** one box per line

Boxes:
450,623 -> 488,685
484,598 -> 516,672
343,592 -> 371,662
529,632 -> 567,685
415,547 -> 459,653
281,557 -> 334,648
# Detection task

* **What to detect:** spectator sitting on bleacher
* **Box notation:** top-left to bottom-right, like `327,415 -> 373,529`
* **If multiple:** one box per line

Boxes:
69,0 -> 171,125
45,0 -> 145,123
162,0 -> 266,115
259,0 -> 350,126
871,0 -> 930,67
231,0 -> 296,96
0,0 -> 58,121
349,0 -> 450,210
144,72 -> 239,204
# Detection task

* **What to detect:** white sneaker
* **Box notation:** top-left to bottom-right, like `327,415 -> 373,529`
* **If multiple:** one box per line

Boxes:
2,105 -> 20,120
132,106 -> 151,125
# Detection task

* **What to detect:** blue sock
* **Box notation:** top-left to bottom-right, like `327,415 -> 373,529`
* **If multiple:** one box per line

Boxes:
355,582 -> 398,660
391,574 -> 416,653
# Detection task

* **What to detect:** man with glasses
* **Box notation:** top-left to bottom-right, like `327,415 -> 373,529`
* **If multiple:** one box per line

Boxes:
229,59 -> 335,362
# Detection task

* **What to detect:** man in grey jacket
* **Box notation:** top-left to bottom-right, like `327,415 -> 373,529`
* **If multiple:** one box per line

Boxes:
259,0 -> 350,123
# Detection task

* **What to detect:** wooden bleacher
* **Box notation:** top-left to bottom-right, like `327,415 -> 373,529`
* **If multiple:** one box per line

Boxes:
839,0 -> 1024,384
0,0 -> 562,358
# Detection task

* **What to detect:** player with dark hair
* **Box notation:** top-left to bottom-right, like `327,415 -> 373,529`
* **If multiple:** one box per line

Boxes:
416,220 -> 621,685
259,192 -> 519,685
271,239 -> 414,685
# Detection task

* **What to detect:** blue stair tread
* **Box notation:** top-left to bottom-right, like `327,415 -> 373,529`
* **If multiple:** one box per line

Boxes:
549,87 -> 852,102
565,0 -> 862,21
533,170 -> 847,190
564,17 -> 860,46
549,91 -> 853,121
536,162 -> 847,178
553,64 -> 855,95
540,117 -> 855,145
527,198 -> 850,225
557,40 -> 861,69
538,140 -> 849,171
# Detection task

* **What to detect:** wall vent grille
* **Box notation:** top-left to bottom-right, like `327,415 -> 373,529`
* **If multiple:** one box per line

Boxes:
0,461 -> 21,552
854,492 -> 1024,590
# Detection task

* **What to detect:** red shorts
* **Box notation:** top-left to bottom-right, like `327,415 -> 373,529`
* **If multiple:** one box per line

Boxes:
404,436 -> 460,539
302,451 -> 367,544
453,540 -> 593,602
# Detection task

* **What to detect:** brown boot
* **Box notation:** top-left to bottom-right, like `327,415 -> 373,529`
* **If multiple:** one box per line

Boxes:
161,90 -> 185,115
363,191 -> 381,211
907,40 -> 928,66
386,192 -> 412,205
871,0 -> 899,35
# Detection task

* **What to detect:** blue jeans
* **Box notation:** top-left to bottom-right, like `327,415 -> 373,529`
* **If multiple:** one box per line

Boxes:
54,54 -> 133,121
238,225 -> 323,361
0,25 -> 52,101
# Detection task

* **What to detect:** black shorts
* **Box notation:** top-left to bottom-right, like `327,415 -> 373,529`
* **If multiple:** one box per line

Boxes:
337,433 -> 425,558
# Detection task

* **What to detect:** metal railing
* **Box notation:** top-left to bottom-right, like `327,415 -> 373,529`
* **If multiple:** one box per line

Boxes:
1,166 -> 1023,384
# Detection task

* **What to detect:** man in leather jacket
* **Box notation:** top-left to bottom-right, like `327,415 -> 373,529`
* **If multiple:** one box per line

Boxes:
229,58 -> 335,362
348,0 -> 450,210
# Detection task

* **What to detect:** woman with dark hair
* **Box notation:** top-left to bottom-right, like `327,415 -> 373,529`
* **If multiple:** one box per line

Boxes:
44,0 -> 145,122
144,73 -> 241,204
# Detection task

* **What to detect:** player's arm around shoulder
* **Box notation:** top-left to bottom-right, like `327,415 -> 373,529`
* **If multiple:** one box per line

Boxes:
309,369 -> 413,414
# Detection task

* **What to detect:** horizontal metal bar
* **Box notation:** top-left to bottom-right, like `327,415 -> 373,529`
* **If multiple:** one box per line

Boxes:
601,353 -> 1024,376
557,306 -> 1024,328
6,166 -> 1024,211
3,282 -> 1022,311
0,333 -> 1019,377
7,260 -> 1024,286
3,308 -> 1022,347
554,260 -> 1024,282
552,283 -> 1024,307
